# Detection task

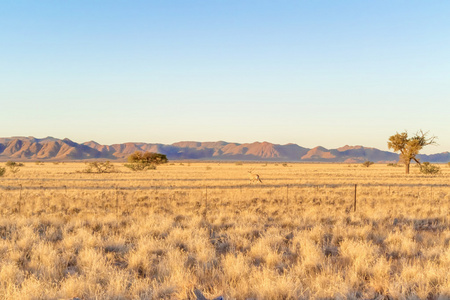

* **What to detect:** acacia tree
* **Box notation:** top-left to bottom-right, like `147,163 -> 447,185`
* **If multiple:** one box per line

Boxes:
387,130 -> 437,174
124,151 -> 168,171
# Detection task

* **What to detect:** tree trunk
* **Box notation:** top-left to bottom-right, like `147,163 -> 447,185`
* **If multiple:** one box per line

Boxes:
405,162 -> 410,174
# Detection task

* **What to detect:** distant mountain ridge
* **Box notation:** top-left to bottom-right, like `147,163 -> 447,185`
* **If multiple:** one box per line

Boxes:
0,136 -> 449,163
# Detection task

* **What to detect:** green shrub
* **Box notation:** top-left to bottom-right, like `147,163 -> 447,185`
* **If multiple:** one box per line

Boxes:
420,162 -> 440,175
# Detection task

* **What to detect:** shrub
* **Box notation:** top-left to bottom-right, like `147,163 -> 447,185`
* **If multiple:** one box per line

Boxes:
419,162 -> 440,175
124,151 -> 168,171
362,161 -> 374,168
124,163 -> 156,171
5,161 -> 22,174
83,161 -> 116,173
6,161 -> 24,167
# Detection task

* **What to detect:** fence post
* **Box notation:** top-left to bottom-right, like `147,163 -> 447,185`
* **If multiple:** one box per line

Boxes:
239,186 -> 242,207
116,186 -> 119,216
286,185 -> 289,205
62,185 -> 67,211
18,184 -> 22,214
204,186 -> 208,217
353,184 -> 357,212
431,186 -> 433,202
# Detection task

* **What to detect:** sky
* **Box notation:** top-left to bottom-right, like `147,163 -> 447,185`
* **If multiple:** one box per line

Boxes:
1,1 -> 449,154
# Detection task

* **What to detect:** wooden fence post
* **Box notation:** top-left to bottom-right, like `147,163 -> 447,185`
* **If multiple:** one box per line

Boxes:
116,186 -> 119,216
431,186 -> 433,202
204,186 -> 208,217
239,186 -> 242,207
286,185 -> 289,205
18,184 -> 22,214
353,184 -> 357,212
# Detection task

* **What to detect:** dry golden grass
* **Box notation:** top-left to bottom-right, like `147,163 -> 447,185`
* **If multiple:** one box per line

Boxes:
0,162 -> 449,299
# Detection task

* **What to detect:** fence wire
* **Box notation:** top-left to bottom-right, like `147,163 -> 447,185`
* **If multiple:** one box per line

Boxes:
1,182 -> 450,191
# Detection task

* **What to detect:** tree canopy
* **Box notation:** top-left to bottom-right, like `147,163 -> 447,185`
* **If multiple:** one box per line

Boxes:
125,151 -> 168,171
387,130 -> 437,174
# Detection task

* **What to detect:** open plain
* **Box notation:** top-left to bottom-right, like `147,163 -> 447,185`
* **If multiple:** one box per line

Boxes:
0,162 -> 449,299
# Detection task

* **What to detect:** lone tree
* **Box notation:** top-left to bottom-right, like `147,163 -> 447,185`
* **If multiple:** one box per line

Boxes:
125,151 -> 168,171
388,130 -> 437,174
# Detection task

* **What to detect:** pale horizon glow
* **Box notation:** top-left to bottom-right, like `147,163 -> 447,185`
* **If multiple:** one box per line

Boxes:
1,1 -> 449,155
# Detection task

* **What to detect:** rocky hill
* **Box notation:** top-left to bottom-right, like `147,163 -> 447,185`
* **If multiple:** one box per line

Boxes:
0,136 -> 449,163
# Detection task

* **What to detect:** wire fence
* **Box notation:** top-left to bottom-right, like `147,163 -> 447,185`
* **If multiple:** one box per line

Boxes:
1,182 -> 450,191
1,181 -> 449,217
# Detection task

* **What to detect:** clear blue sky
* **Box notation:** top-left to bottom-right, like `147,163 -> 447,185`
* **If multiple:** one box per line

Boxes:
1,1 -> 449,154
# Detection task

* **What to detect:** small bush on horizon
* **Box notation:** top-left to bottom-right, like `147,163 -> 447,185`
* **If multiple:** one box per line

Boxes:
5,161 -> 24,167
420,162 -> 441,175
387,163 -> 399,167
83,161 -> 116,173
5,161 -> 23,174
362,161 -> 374,168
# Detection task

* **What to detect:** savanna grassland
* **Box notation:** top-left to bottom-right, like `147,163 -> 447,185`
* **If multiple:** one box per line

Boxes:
0,162 -> 449,300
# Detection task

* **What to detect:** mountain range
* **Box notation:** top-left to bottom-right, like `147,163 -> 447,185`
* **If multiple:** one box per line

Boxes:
1,136 -> 449,163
